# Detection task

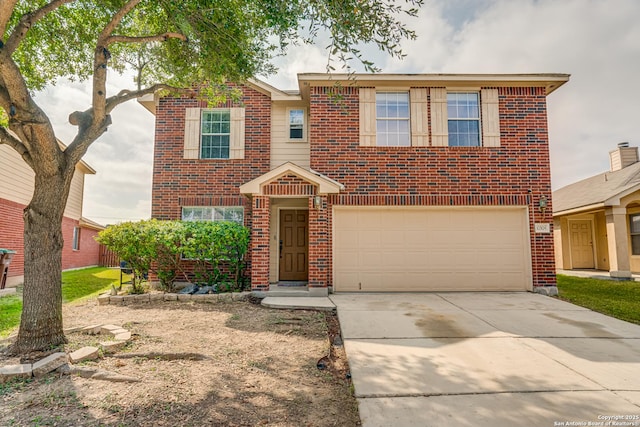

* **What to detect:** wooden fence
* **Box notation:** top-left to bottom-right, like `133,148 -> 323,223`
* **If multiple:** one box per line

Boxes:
99,245 -> 120,267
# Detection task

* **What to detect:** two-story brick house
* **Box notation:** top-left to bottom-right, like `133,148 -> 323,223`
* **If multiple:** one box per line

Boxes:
142,73 -> 569,296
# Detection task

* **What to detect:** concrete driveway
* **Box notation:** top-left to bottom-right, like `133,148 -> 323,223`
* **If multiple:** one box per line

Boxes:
330,292 -> 640,427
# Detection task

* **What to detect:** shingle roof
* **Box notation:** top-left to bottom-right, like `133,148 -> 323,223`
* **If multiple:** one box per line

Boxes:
553,161 -> 640,214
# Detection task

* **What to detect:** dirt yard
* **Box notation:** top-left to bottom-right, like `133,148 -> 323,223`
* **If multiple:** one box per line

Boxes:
0,297 -> 359,426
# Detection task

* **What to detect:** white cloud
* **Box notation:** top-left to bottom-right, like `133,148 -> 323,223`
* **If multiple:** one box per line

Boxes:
29,0 -> 640,224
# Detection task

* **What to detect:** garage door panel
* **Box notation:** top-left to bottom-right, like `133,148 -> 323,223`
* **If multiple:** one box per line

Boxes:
333,207 -> 531,292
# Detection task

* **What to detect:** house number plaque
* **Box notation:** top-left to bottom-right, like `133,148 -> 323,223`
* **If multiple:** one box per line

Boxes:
534,223 -> 551,233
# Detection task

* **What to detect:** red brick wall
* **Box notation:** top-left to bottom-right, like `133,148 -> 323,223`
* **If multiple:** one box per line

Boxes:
0,198 -> 101,281
309,85 -> 556,288
250,196 -> 270,290
151,85 -> 272,280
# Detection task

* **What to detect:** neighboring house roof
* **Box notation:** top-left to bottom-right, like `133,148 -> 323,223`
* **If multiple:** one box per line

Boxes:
79,217 -> 105,231
553,161 -> 640,215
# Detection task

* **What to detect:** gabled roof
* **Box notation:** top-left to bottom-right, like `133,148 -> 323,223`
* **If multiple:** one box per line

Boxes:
239,162 -> 344,195
553,161 -> 640,215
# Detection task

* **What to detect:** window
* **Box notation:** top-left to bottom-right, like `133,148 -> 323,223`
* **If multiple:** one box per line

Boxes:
201,109 -> 231,159
289,109 -> 305,140
447,92 -> 481,147
72,227 -> 81,251
182,206 -> 244,224
376,92 -> 410,147
630,214 -> 640,255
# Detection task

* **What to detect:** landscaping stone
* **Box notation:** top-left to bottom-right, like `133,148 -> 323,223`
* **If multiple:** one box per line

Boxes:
135,294 -> 150,303
149,293 -> 164,302
110,296 -> 124,305
177,294 -> 193,301
232,292 -> 248,301
178,284 -> 199,294
69,346 -> 100,363
109,328 -> 128,336
203,294 -> 219,301
64,326 -> 84,334
100,340 -> 126,353
122,295 -> 136,305
97,295 -> 111,306
100,324 -> 122,334
113,331 -> 132,341
0,364 -> 32,383
191,294 -> 208,302
32,352 -> 68,378
164,293 -> 178,301
81,324 -> 103,335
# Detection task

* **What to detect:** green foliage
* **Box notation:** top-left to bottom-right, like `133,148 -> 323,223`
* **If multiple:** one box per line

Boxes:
96,220 -> 156,294
556,274 -> 640,324
97,220 -> 250,292
6,0 -> 422,92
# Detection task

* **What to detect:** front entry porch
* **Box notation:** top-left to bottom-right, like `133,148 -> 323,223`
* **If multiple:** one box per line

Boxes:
239,162 -> 343,296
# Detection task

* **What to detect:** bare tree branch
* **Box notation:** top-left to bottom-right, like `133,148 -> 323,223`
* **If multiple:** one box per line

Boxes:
106,32 -> 187,45
105,83 -> 193,114
4,0 -> 74,54
0,0 -> 18,40
0,126 -> 33,168
92,0 -> 142,128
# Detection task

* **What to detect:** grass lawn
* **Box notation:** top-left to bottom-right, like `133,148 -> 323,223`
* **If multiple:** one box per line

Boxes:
0,267 -> 123,338
556,274 -> 640,324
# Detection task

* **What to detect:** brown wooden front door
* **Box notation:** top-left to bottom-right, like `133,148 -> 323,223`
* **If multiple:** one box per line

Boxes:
279,210 -> 309,281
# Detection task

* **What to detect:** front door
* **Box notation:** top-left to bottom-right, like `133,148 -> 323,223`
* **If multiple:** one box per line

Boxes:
570,220 -> 595,269
279,210 -> 309,281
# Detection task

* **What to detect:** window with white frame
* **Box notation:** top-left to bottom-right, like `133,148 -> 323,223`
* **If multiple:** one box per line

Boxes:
630,214 -> 640,255
447,92 -> 481,147
289,109 -> 305,140
376,92 -> 410,147
201,109 -> 231,159
72,227 -> 81,251
182,206 -> 244,224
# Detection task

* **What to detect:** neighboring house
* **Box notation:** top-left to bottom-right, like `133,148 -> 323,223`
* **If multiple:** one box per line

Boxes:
141,73 -> 569,295
553,142 -> 640,279
0,141 -> 104,287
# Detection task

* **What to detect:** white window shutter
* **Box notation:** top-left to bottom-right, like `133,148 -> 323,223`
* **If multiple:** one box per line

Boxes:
430,88 -> 448,147
229,107 -> 245,159
410,88 -> 429,147
359,88 -> 376,146
481,88 -> 500,147
184,107 -> 201,159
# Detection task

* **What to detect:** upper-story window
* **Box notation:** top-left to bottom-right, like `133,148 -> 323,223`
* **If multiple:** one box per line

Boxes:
184,107 -> 245,160
182,206 -> 244,224
447,92 -> 481,147
376,92 -> 410,147
201,109 -> 231,159
289,109 -> 305,141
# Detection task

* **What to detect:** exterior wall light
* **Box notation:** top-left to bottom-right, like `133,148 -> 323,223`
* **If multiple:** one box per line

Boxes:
313,195 -> 322,209
539,195 -> 548,213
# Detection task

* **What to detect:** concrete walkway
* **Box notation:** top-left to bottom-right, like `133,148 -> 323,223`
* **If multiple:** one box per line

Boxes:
330,292 -> 640,427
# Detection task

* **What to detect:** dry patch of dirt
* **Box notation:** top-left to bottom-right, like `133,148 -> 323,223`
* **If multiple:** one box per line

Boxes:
0,299 -> 359,426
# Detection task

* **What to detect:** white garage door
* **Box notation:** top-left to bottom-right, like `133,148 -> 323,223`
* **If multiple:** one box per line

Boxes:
333,207 -> 532,292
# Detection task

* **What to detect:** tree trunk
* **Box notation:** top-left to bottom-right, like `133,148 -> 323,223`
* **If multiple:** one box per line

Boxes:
12,168 -> 73,354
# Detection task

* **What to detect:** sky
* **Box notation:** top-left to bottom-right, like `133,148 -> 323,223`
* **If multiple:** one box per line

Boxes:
32,0 -> 640,225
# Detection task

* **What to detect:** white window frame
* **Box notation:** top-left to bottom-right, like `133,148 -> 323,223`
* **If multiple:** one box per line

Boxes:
447,92 -> 482,147
200,109 -> 231,159
287,108 -> 306,142
72,226 -> 81,251
181,206 -> 244,224
376,91 -> 410,147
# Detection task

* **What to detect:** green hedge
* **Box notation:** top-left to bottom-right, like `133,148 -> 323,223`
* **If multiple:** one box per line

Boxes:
97,219 -> 250,293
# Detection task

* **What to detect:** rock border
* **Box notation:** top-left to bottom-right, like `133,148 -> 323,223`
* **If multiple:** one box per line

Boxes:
0,323 -> 134,384
97,291 -> 250,306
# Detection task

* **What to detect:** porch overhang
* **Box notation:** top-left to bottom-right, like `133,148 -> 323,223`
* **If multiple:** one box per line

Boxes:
239,162 -> 344,196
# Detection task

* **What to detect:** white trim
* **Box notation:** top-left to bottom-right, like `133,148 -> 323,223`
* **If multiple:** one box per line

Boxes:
239,162 -> 344,195
286,107 -> 307,142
